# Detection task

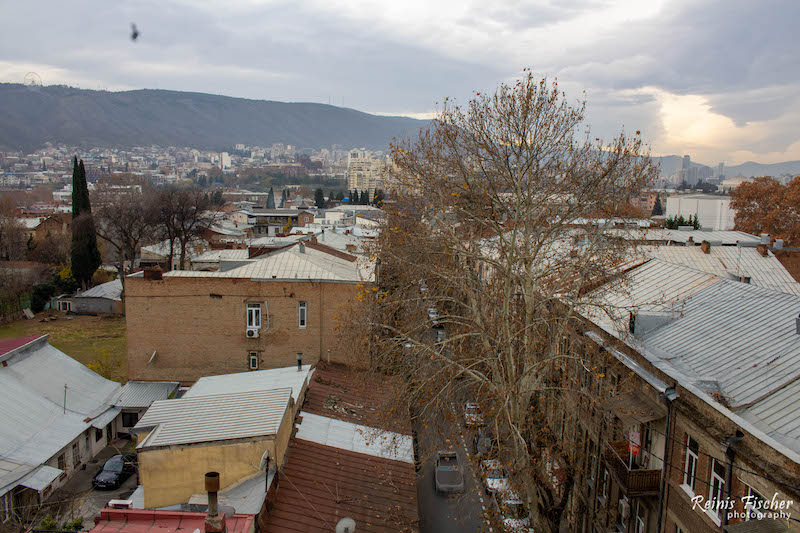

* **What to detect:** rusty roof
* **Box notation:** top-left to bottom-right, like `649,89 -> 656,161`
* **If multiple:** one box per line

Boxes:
264,438 -> 419,533
90,509 -> 255,533
302,362 -> 411,435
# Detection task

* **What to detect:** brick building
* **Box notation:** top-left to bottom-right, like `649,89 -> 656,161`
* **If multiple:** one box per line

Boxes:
126,241 -> 372,383
553,258 -> 800,533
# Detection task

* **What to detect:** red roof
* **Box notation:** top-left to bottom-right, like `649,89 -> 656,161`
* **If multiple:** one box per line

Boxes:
303,362 -> 411,435
0,335 -> 44,357
90,509 -> 255,533
264,439 -> 419,533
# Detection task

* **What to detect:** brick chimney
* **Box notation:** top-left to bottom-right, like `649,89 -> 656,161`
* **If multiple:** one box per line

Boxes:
756,244 -> 769,257
204,472 -> 226,533
143,268 -> 163,281
700,240 -> 711,254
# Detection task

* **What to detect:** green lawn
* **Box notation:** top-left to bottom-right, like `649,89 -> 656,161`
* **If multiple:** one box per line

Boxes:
0,313 -> 128,383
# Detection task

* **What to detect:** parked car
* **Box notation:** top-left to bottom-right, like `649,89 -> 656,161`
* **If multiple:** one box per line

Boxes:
481,459 -> 510,495
436,328 -> 446,343
434,450 -> 464,493
473,428 -> 496,457
427,307 -> 442,326
493,489 -> 534,532
464,401 -> 485,427
92,454 -> 137,490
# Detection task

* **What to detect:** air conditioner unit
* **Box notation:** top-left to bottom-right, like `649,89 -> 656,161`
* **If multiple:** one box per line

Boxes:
246,327 -> 260,338
619,499 -> 631,519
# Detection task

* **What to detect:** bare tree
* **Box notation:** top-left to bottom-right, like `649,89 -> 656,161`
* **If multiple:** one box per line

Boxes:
351,72 -> 656,532
154,186 -> 215,271
94,186 -> 158,297
0,196 -> 26,261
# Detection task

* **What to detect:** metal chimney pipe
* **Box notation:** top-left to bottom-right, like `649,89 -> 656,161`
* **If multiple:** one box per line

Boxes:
205,472 -> 220,517
297,352 -> 303,371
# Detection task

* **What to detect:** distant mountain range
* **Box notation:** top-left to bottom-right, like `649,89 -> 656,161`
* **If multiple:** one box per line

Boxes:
0,84 -> 427,152
0,83 -> 798,177
651,155 -> 800,178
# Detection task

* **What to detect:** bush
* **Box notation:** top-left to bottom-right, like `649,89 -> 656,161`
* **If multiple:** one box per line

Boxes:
61,518 -> 85,531
38,514 -> 58,530
31,282 -> 55,313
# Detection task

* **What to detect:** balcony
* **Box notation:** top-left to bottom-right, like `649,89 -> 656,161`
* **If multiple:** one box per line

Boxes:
604,441 -> 661,497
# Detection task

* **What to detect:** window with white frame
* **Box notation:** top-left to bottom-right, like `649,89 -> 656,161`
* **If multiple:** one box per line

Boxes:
684,436 -> 699,492
298,301 -> 307,328
249,352 -> 259,370
635,501 -> 646,533
708,458 -> 726,519
57,300 -> 72,312
675,526 -> 684,533
745,485 -> 765,521
602,468 -> 609,499
246,303 -> 261,329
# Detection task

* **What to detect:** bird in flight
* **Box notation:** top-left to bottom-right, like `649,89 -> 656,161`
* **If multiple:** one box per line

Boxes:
130,23 -> 140,42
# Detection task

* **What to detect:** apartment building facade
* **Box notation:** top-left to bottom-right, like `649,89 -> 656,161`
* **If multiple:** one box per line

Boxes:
126,242 -> 370,383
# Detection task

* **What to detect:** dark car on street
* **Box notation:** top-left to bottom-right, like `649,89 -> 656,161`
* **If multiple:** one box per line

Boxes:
92,454 -> 137,490
434,450 -> 465,493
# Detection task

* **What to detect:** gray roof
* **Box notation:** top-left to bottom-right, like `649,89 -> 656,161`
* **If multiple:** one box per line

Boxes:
183,365 -> 312,401
0,337 -> 120,496
585,258 -> 800,455
609,228 -> 760,245
164,243 -> 373,282
76,279 -> 123,301
134,388 -> 292,448
110,381 -> 180,409
643,245 -> 800,296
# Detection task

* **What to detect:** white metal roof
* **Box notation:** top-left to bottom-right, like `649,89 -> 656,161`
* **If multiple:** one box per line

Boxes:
584,259 -> 800,455
608,228 -> 760,245
191,249 -> 250,263
643,245 -> 800,296
135,388 -> 292,448
164,243 -> 371,282
184,365 -> 312,401
0,337 -> 121,495
110,381 -> 180,408
76,279 -> 123,301
20,465 -> 62,491
295,411 -> 414,463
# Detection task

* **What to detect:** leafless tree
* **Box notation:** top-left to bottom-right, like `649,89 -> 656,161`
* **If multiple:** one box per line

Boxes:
154,186 -> 215,270
348,72 -> 657,532
94,186 -> 158,298
0,197 -> 26,261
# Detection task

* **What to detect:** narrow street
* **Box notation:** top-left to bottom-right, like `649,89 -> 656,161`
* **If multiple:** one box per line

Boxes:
414,404 -> 489,533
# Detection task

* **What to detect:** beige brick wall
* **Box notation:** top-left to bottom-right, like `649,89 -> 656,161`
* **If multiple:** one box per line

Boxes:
126,276 -> 358,383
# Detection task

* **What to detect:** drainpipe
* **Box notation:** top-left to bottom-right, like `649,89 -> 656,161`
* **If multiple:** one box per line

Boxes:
656,387 -> 679,533
722,432 -> 743,531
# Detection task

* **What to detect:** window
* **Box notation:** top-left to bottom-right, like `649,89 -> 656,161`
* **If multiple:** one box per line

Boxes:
249,352 -> 259,370
122,412 -> 139,428
683,436 -> 699,492
609,373 -> 618,396
57,454 -> 65,471
298,301 -> 307,328
675,526 -> 685,533
57,300 -> 72,312
635,501 -> 646,533
95,428 -> 103,442
708,458 -> 726,519
601,468 -> 609,500
745,486 -> 765,521
72,443 -> 79,468
247,303 -> 261,329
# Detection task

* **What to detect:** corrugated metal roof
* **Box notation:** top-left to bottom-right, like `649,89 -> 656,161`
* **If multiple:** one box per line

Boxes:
90,407 -> 121,429
0,338 -> 121,494
183,365 -> 312,401
135,388 -> 292,448
90,509 -> 255,533
164,243 -> 371,282
644,245 -> 800,296
585,259 -> 800,455
295,412 -> 413,463
191,249 -> 250,263
20,465 -> 62,491
264,439 -> 418,533
111,381 -> 180,408
76,279 -> 123,301
608,228 -> 760,245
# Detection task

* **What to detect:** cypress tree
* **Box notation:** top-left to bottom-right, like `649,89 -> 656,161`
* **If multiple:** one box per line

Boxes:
267,187 -> 276,209
71,159 -> 101,288
651,194 -> 663,216
314,188 -> 325,209
280,189 -> 287,208
360,190 -> 369,204
373,189 -> 384,207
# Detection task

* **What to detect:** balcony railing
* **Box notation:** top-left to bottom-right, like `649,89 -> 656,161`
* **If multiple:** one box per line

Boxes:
604,441 -> 661,497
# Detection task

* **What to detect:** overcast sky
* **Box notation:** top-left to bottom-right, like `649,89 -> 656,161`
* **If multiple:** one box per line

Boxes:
1,0 -> 797,165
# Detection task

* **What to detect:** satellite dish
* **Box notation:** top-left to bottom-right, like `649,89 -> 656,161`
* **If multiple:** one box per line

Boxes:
336,518 -> 356,533
24,72 -> 42,92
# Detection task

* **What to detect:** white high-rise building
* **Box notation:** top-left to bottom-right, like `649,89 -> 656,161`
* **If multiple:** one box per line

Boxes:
346,149 -> 385,196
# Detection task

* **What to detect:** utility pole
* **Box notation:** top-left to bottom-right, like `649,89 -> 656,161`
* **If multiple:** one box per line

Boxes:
63,384 -> 67,414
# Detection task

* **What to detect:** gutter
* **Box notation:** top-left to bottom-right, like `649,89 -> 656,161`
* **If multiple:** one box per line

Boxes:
656,386 -> 679,533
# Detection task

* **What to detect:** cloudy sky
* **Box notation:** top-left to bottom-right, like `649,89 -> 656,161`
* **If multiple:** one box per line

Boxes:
1,0 -> 797,164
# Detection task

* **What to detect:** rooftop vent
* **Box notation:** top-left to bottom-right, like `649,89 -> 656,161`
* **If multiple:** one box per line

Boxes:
701,240 -> 711,254
796,314 -> 800,336
298,243 -> 305,254
760,233 -> 770,245
775,239 -> 784,250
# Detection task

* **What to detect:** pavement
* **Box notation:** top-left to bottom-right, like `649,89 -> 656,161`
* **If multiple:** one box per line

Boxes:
46,438 -> 139,530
